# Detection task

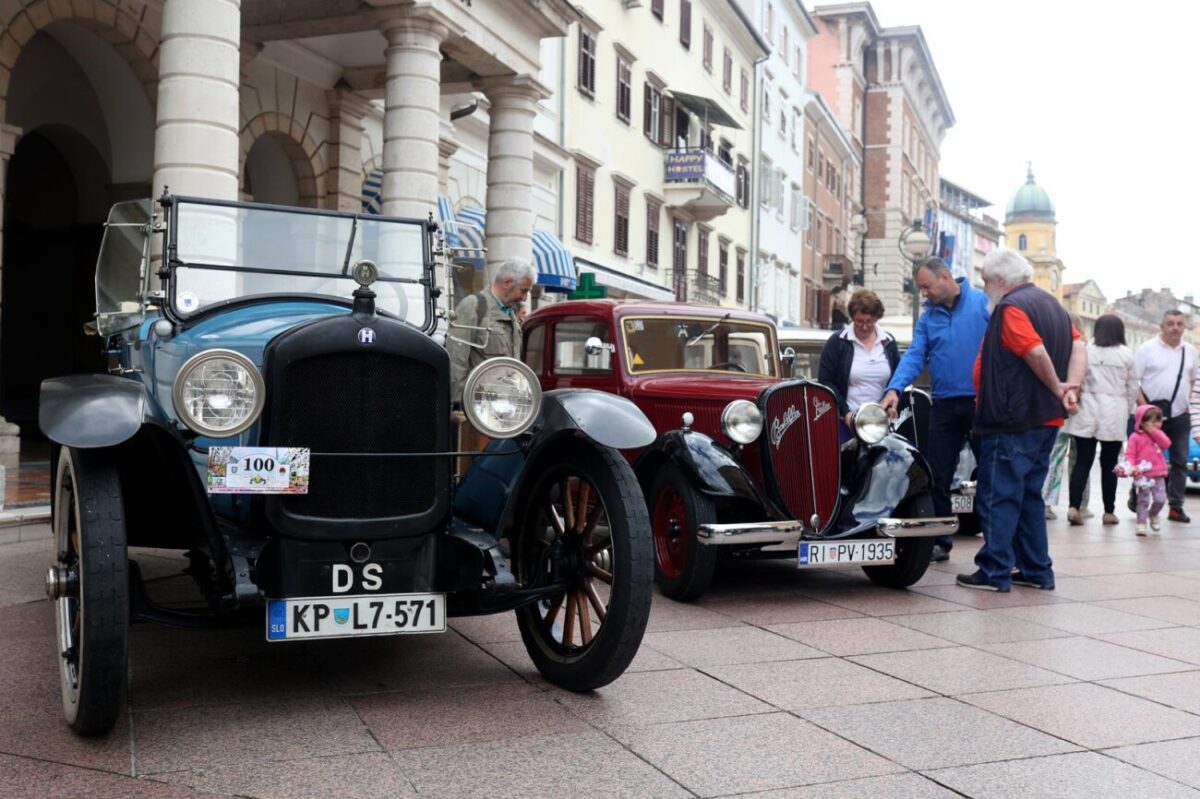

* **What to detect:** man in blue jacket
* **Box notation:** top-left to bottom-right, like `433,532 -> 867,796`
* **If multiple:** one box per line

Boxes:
881,257 -> 991,562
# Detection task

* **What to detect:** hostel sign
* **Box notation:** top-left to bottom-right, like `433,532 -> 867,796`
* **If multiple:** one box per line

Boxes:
665,150 -> 706,181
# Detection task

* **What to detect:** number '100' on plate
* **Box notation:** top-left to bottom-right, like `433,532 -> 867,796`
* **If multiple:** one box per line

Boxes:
207,446 -> 310,494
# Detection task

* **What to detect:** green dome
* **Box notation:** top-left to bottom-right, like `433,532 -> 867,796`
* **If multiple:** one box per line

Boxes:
1006,164 -> 1055,221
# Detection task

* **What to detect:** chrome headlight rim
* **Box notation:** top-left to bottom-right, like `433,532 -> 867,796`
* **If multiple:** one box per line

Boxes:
171,348 -> 265,438
854,402 -> 890,445
721,399 -> 764,445
462,356 -> 542,439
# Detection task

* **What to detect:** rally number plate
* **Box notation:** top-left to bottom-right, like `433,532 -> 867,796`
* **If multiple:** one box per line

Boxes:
207,446 -> 310,494
266,593 -> 446,641
798,540 -> 895,567
951,494 -> 974,513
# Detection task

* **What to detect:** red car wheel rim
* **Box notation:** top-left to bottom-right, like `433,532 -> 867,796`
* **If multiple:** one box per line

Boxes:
652,486 -> 688,579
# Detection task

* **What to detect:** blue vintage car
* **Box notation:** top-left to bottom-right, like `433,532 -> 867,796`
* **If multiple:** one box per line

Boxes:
39,195 -> 656,736
1190,437 -> 1200,488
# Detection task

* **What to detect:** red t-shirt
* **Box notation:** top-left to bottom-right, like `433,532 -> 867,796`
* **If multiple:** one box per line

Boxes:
973,307 -> 1080,427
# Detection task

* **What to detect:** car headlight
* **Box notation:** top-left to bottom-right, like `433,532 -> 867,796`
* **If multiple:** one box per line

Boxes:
172,349 -> 265,437
462,357 -> 541,439
854,402 -> 890,445
722,399 -> 763,445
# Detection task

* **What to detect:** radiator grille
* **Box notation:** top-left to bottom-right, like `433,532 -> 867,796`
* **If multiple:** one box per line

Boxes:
761,383 -> 841,530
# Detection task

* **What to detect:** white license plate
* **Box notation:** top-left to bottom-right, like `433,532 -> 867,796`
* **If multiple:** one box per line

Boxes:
952,494 -> 974,513
798,540 -> 895,567
266,592 -> 445,641
208,446 -> 310,494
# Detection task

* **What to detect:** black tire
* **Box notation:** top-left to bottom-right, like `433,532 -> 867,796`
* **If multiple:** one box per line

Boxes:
52,447 -> 129,736
514,442 -> 652,691
862,493 -> 935,588
955,510 -> 981,536
648,464 -> 718,602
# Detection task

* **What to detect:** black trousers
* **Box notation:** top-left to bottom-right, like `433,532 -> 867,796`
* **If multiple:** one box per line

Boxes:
926,396 -> 978,549
1165,414 -> 1192,511
1068,436 -> 1121,514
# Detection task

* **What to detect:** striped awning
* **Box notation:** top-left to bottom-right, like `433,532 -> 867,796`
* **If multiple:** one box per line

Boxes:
438,197 -> 485,268
446,205 -> 576,292
361,168 -> 382,215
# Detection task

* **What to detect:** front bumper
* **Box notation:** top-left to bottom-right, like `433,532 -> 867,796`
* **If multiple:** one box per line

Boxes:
697,516 -> 959,551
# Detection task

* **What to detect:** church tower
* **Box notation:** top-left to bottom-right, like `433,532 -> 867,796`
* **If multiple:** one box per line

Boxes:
1004,164 -> 1064,300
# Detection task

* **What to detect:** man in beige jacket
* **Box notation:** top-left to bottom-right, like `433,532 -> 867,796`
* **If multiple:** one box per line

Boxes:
448,257 -> 535,401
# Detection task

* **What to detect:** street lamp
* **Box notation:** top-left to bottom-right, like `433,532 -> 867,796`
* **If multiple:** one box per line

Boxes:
898,218 -> 933,328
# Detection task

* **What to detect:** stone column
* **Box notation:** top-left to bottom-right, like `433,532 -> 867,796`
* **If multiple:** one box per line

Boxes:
326,90 -> 374,212
478,76 -> 547,278
0,123 -> 22,467
153,0 -> 242,200
380,14 -> 448,218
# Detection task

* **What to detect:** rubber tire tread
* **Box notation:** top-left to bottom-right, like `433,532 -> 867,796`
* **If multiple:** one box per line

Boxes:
649,463 -> 718,602
861,493 -> 935,589
515,442 -> 653,692
61,447 -> 129,736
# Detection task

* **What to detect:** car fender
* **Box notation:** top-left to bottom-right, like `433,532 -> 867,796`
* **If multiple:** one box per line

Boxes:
634,429 -> 770,506
39,374 -> 176,448
833,434 -> 934,535
537,389 -> 657,450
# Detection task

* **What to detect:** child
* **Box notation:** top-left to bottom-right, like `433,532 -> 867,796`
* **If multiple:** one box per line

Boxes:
1118,404 -> 1170,536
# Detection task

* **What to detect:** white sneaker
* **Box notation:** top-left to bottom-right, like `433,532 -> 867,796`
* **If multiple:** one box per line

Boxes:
1150,516 -> 1161,531
1136,524 -> 1148,537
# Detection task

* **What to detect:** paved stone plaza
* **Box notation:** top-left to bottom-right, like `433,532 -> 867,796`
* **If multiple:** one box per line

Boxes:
7,503 -> 1200,798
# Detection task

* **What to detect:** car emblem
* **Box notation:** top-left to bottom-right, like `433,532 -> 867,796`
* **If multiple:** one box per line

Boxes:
334,608 -> 350,625
770,404 -> 801,448
357,327 -> 376,345
813,397 -> 832,421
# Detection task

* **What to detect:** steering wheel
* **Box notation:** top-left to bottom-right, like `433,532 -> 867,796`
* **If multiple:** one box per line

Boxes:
711,361 -> 747,372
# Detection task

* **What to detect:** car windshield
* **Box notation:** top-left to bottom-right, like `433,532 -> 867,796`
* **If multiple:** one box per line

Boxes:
170,199 -> 430,327
621,316 -> 778,377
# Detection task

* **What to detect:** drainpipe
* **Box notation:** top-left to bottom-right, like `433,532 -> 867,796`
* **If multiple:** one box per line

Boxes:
749,44 -> 768,313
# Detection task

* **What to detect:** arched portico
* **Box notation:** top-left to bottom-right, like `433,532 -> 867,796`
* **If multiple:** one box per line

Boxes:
239,112 -> 326,208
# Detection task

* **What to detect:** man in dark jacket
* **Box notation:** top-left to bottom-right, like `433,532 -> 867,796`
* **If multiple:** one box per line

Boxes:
957,248 -> 1086,592
881,257 -> 990,562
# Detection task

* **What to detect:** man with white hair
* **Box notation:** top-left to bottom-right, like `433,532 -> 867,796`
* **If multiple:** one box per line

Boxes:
448,257 -> 535,400
957,248 -> 1086,592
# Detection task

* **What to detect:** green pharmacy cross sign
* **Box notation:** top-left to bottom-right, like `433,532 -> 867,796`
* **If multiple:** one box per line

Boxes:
568,272 -> 607,300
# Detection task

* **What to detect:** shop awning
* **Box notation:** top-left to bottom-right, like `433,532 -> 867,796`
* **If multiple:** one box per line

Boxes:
361,168 -> 383,215
439,198 -> 485,268
447,206 -> 577,292
670,91 -> 741,130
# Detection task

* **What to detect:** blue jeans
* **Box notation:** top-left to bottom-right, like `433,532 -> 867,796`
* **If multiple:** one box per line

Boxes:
926,397 -> 978,551
973,426 -> 1058,588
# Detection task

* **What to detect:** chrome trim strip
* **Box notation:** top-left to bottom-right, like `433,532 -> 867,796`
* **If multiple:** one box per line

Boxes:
876,517 -> 959,538
697,520 -> 804,546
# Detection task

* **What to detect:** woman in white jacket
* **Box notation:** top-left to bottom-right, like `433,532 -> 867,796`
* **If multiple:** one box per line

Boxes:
1066,314 -> 1139,524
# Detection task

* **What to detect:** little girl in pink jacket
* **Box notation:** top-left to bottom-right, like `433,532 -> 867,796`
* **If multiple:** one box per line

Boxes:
1117,404 -> 1170,535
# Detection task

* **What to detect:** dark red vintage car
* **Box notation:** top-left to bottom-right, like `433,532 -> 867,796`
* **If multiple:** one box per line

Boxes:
521,300 -> 957,601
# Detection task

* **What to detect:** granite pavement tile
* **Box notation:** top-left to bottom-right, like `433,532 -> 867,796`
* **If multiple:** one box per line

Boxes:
766,617 -> 956,656
1107,737 -> 1200,790
1098,627 -> 1200,665
963,682 -> 1200,749
392,730 -> 691,799
724,772 -> 961,798
698,595 -> 864,626
0,540 -> 52,607
849,645 -> 1074,696
130,652 -> 329,711
448,612 -> 523,644
644,597 -> 747,632
795,587 -> 967,617
0,683 -> 133,774
926,751 -> 1200,799
1050,576 -> 1197,602
350,683 -> 588,751
911,582 -> 1069,608
995,601 -> 1177,635
0,754 -> 210,799
150,752 -> 416,799
479,639 -> 684,686
886,609 -> 1070,645
132,697 -> 379,775
623,711 -> 902,797
549,667 -> 771,730
982,635 -> 1195,680
1094,572 -> 1200,595
1093,596 -> 1200,625
644,625 -> 826,667
802,697 -> 1079,770
1050,556 -> 1154,577
1101,670 -> 1200,714
706,656 -> 933,710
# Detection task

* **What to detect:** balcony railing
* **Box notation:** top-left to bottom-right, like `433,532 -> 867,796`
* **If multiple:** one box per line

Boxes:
664,148 -> 736,202
672,269 -> 725,305
822,253 -> 853,285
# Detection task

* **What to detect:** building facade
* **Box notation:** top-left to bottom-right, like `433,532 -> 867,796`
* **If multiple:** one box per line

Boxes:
1004,165 -> 1064,300
937,177 -> 990,284
1061,279 -> 1107,339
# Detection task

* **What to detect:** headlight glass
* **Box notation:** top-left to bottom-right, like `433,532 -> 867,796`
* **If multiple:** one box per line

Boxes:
721,399 -> 763,445
172,349 -> 265,437
854,402 -> 890,445
462,357 -> 541,438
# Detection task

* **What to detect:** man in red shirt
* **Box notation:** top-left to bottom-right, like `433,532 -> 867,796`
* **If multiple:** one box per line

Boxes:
958,249 -> 1086,592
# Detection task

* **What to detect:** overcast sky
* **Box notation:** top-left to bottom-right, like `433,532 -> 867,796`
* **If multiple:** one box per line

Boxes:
865,0 -> 1197,304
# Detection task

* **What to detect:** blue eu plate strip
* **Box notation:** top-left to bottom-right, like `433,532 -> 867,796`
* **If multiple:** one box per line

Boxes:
267,600 -> 288,640
798,543 -> 810,565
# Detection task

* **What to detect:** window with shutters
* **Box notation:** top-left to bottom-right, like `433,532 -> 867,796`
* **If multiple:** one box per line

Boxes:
651,0 -> 663,21
789,184 -> 802,230
722,48 -> 732,93
775,169 -> 786,217
765,3 -> 774,44
759,155 -> 772,206
680,0 -> 691,48
762,79 -> 771,123
781,26 -> 789,63
575,164 -> 594,244
740,68 -> 749,112
702,24 -> 713,72
646,199 -> 661,267
614,183 -> 630,256
718,244 -> 729,295
791,108 -> 800,152
815,214 -> 823,253
804,199 -> 813,245
697,230 -> 709,276
718,139 -> 733,167
644,83 -> 661,142
735,159 -> 749,209
578,28 -> 596,97
794,46 -> 803,79
736,250 -> 746,304
806,136 -> 815,171
672,219 -> 687,299
616,55 -> 632,123
779,106 -> 787,139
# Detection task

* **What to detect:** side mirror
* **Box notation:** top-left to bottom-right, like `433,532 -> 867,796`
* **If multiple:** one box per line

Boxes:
584,336 -> 614,356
